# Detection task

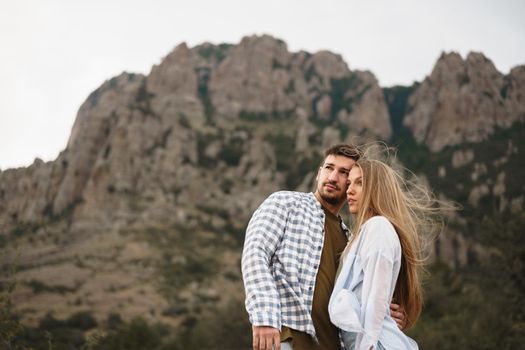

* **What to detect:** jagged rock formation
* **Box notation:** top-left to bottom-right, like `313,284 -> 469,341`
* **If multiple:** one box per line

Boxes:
0,35 -> 523,328
404,52 -> 525,151
0,34 -> 392,236
0,35 -> 394,324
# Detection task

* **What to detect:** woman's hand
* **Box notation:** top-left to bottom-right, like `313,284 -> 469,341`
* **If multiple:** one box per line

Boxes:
390,302 -> 407,330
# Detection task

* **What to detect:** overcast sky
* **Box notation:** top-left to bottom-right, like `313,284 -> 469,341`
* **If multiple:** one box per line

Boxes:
1,0 -> 524,170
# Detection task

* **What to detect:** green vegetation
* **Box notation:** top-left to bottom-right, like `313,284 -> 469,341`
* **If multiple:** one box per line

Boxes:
217,136 -> 244,166
386,84 -> 525,219
197,43 -> 232,63
196,204 -> 229,220
303,63 -> 318,82
195,67 -> 214,123
26,280 -> 77,294
96,317 -> 165,350
285,79 -> 295,93
384,85 -> 525,349
2,311 -> 98,350
392,121 -> 525,222
1,255 -> 23,350
196,132 -> 219,168
197,131 -> 246,167
408,213 -> 525,349
2,268 -> 250,350
9,223 -> 39,238
220,178 -> 233,194
3,73 -> 523,350
42,198 -> 82,224
166,299 -> 251,349
145,128 -> 173,156
383,84 -> 418,135
264,133 -> 295,172
239,110 -> 294,122
272,59 -> 289,70
135,78 -> 154,104
239,110 -> 269,121
129,78 -> 157,118
330,75 -> 365,116
284,153 -> 322,190
126,225 -> 219,298
7,300 -> 251,349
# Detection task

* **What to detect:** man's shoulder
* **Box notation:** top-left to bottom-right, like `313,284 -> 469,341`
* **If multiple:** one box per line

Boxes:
266,191 -> 317,208
268,190 -> 310,200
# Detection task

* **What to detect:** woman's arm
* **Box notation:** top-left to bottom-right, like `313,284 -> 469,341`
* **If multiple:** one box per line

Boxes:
358,251 -> 395,350
356,217 -> 399,350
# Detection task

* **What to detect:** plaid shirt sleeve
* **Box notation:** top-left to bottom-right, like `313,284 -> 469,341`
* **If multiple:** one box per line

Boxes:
241,193 -> 289,329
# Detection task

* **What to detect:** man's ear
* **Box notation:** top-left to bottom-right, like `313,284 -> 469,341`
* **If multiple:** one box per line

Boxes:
315,167 -> 321,182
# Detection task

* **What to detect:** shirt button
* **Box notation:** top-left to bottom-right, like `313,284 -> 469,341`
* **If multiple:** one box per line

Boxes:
313,265 -> 318,270
317,246 -> 322,250
309,287 -> 313,291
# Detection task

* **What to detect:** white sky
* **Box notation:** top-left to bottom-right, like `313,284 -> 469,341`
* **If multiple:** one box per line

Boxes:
1,0 -> 524,170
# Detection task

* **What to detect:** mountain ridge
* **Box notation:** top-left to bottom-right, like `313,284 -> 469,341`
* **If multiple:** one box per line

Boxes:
1,35 -> 523,343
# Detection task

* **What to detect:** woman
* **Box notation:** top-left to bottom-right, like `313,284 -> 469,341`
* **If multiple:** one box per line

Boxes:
329,158 -> 436,350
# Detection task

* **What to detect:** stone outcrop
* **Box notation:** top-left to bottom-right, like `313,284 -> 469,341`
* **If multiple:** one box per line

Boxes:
208,35 -> 295,117
208,35 -> 391,138
0,35 -> 523,327
0,159 -> 62,229
404,52 -> 525,151
1,34 -> 393,235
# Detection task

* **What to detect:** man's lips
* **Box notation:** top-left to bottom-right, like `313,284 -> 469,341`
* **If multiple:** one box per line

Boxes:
324,183 -> 338,190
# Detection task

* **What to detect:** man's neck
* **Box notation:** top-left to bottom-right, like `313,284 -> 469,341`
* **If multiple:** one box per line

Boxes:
314,191 -> 343,216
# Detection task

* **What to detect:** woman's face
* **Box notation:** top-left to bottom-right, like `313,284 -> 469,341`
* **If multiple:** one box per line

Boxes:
346,166 -> 363,214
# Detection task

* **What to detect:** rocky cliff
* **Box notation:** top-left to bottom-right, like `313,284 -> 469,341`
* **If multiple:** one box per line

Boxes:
0,35 -> 523,338
404,52 -> 525,151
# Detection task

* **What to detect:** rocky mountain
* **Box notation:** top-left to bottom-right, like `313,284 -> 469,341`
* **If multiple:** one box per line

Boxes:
404,52 -> 525,151
1,35 -> 523,349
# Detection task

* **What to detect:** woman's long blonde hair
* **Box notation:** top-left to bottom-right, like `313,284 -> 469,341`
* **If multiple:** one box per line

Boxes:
346,153 -> 442,329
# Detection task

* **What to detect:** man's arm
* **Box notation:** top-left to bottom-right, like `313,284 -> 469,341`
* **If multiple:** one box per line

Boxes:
390,302 -> 406,330
241,193 -> 289,347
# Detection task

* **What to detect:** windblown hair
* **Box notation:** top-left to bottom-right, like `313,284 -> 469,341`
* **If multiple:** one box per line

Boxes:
347,154 -> 442,329
323,143 -> 361,162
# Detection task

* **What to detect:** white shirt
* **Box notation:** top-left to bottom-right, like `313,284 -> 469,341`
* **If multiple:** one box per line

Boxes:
329,216 -> 418,350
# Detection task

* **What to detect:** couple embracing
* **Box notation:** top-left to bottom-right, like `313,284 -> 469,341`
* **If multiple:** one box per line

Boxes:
242,144 -> 437,350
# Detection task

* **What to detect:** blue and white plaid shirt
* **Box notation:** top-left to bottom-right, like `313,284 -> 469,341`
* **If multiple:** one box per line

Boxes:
241,191 -> 350,338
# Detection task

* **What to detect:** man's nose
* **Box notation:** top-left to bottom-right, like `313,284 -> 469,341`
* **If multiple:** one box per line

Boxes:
328,170 -> 338,181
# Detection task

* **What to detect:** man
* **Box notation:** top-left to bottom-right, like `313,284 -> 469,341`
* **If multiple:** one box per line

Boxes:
241,144 -> 405,350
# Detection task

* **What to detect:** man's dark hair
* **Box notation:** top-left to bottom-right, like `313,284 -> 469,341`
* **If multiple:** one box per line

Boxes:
324,144 -> 361,161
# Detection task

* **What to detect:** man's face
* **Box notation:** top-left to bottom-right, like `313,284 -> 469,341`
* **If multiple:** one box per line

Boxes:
315,155 -> 355,206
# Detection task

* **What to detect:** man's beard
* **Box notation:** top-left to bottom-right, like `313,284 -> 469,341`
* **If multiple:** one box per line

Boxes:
319,183 -> 346,205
